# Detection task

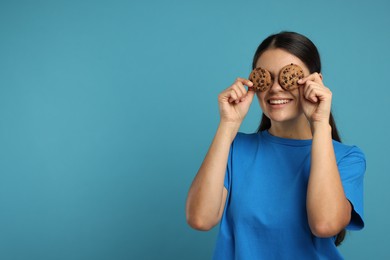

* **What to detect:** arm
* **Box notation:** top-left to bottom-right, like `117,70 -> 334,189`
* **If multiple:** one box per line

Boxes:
307,123 -> 351,237
186,122 -> 236,230
186,78 -> 254,230
299,73 -> 351,237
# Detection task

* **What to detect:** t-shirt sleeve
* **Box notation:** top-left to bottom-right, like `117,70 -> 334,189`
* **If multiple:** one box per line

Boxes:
224,141 -> 234,190
224,167 -> 229,189
338,145 -> 366,230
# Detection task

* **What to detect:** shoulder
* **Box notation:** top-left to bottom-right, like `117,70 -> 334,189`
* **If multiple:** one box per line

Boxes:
235,132 -> 259,142
332,141 -> 366,180
332,140 -> 366,164
233,132 -> 261,147
231,132 -> 260,154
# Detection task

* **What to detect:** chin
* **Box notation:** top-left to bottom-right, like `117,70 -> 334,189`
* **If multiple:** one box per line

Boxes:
265,112 -> 297,123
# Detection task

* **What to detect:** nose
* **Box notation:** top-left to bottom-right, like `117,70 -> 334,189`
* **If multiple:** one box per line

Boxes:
268,77 -> 285,93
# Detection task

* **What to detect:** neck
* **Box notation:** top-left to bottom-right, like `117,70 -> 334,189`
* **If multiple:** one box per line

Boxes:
268,116 -> 312,140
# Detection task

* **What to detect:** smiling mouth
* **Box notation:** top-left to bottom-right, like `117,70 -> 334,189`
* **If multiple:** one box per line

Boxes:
268,99 -> 291,105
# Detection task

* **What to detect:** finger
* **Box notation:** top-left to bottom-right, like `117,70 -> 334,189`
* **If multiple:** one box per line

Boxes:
229,87 -> 247,103
303,80 -> 314,97
301,82 -> 316,103
236,77 -> 254,88
303,80 -> 321,97
299,83 -> 306,103
240,87 -> 255,102
304,79 -> 330,95
232,81 -> 247,98
305,88 -> 319,103
244,89 -> 255,103
235,80 -> 254,103
298,72 -> 323,85
230,85 -> 245,104
224,78 -> 254,103
227,88 -> 239,103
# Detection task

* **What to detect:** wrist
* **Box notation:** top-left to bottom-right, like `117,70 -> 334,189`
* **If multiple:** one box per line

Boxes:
311,121 -> 332,136
218,120 -> 241,142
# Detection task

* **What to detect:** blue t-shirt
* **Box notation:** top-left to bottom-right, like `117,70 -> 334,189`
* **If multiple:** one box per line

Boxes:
213,131 -> 366,260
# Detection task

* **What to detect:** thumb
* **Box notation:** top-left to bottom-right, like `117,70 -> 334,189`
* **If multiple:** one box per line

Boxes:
244,90 -> 255,104
298,85 -> 305,104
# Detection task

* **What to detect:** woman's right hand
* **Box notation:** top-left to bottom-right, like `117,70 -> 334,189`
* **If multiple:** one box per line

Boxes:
218,78 -> 255,125
186,78 -> 254,231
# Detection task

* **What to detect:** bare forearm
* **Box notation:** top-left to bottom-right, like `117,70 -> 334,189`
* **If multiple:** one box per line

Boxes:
186,122 -> 239,229
307,123 -> 351,237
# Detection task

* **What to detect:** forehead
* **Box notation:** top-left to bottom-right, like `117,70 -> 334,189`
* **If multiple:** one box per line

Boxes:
255,48 -> 309,75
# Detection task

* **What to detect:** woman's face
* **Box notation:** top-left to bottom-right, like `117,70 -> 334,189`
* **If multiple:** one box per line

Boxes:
255,48 -> 311,124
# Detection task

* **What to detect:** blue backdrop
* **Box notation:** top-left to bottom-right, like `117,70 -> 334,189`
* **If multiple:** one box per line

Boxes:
1,0 -> 389,259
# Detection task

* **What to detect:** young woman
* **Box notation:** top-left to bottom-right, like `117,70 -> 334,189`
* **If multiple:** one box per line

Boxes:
186,31 -> 365,259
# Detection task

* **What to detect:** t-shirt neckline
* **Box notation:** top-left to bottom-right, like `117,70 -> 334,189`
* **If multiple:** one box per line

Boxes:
260,130 -> 312,147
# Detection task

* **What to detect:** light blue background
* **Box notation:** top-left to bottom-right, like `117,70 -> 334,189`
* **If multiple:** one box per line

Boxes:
0,0 -> 389,259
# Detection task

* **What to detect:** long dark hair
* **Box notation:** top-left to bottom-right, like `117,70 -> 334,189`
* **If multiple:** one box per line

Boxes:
252,31 -> 345,246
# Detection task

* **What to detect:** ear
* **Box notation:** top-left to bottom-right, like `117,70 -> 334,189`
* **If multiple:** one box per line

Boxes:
318,73 -> 323,80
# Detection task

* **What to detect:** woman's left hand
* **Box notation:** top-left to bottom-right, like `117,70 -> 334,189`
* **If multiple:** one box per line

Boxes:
298,73 -> 332,126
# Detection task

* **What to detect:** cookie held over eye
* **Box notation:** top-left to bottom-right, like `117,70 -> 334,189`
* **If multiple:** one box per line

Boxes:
279,63 -> 304,91
249,67 -> 273,92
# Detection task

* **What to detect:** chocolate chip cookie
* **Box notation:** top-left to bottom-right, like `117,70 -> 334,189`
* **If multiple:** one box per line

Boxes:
249,67 -> 273,92
278,63 -> 304,91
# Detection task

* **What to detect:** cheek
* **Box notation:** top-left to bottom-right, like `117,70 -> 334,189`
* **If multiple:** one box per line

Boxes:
291,89 -> 300,100
256,92 -> 267,110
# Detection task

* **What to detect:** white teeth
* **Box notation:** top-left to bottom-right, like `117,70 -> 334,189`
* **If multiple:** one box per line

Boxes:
269,99 -> 290,104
